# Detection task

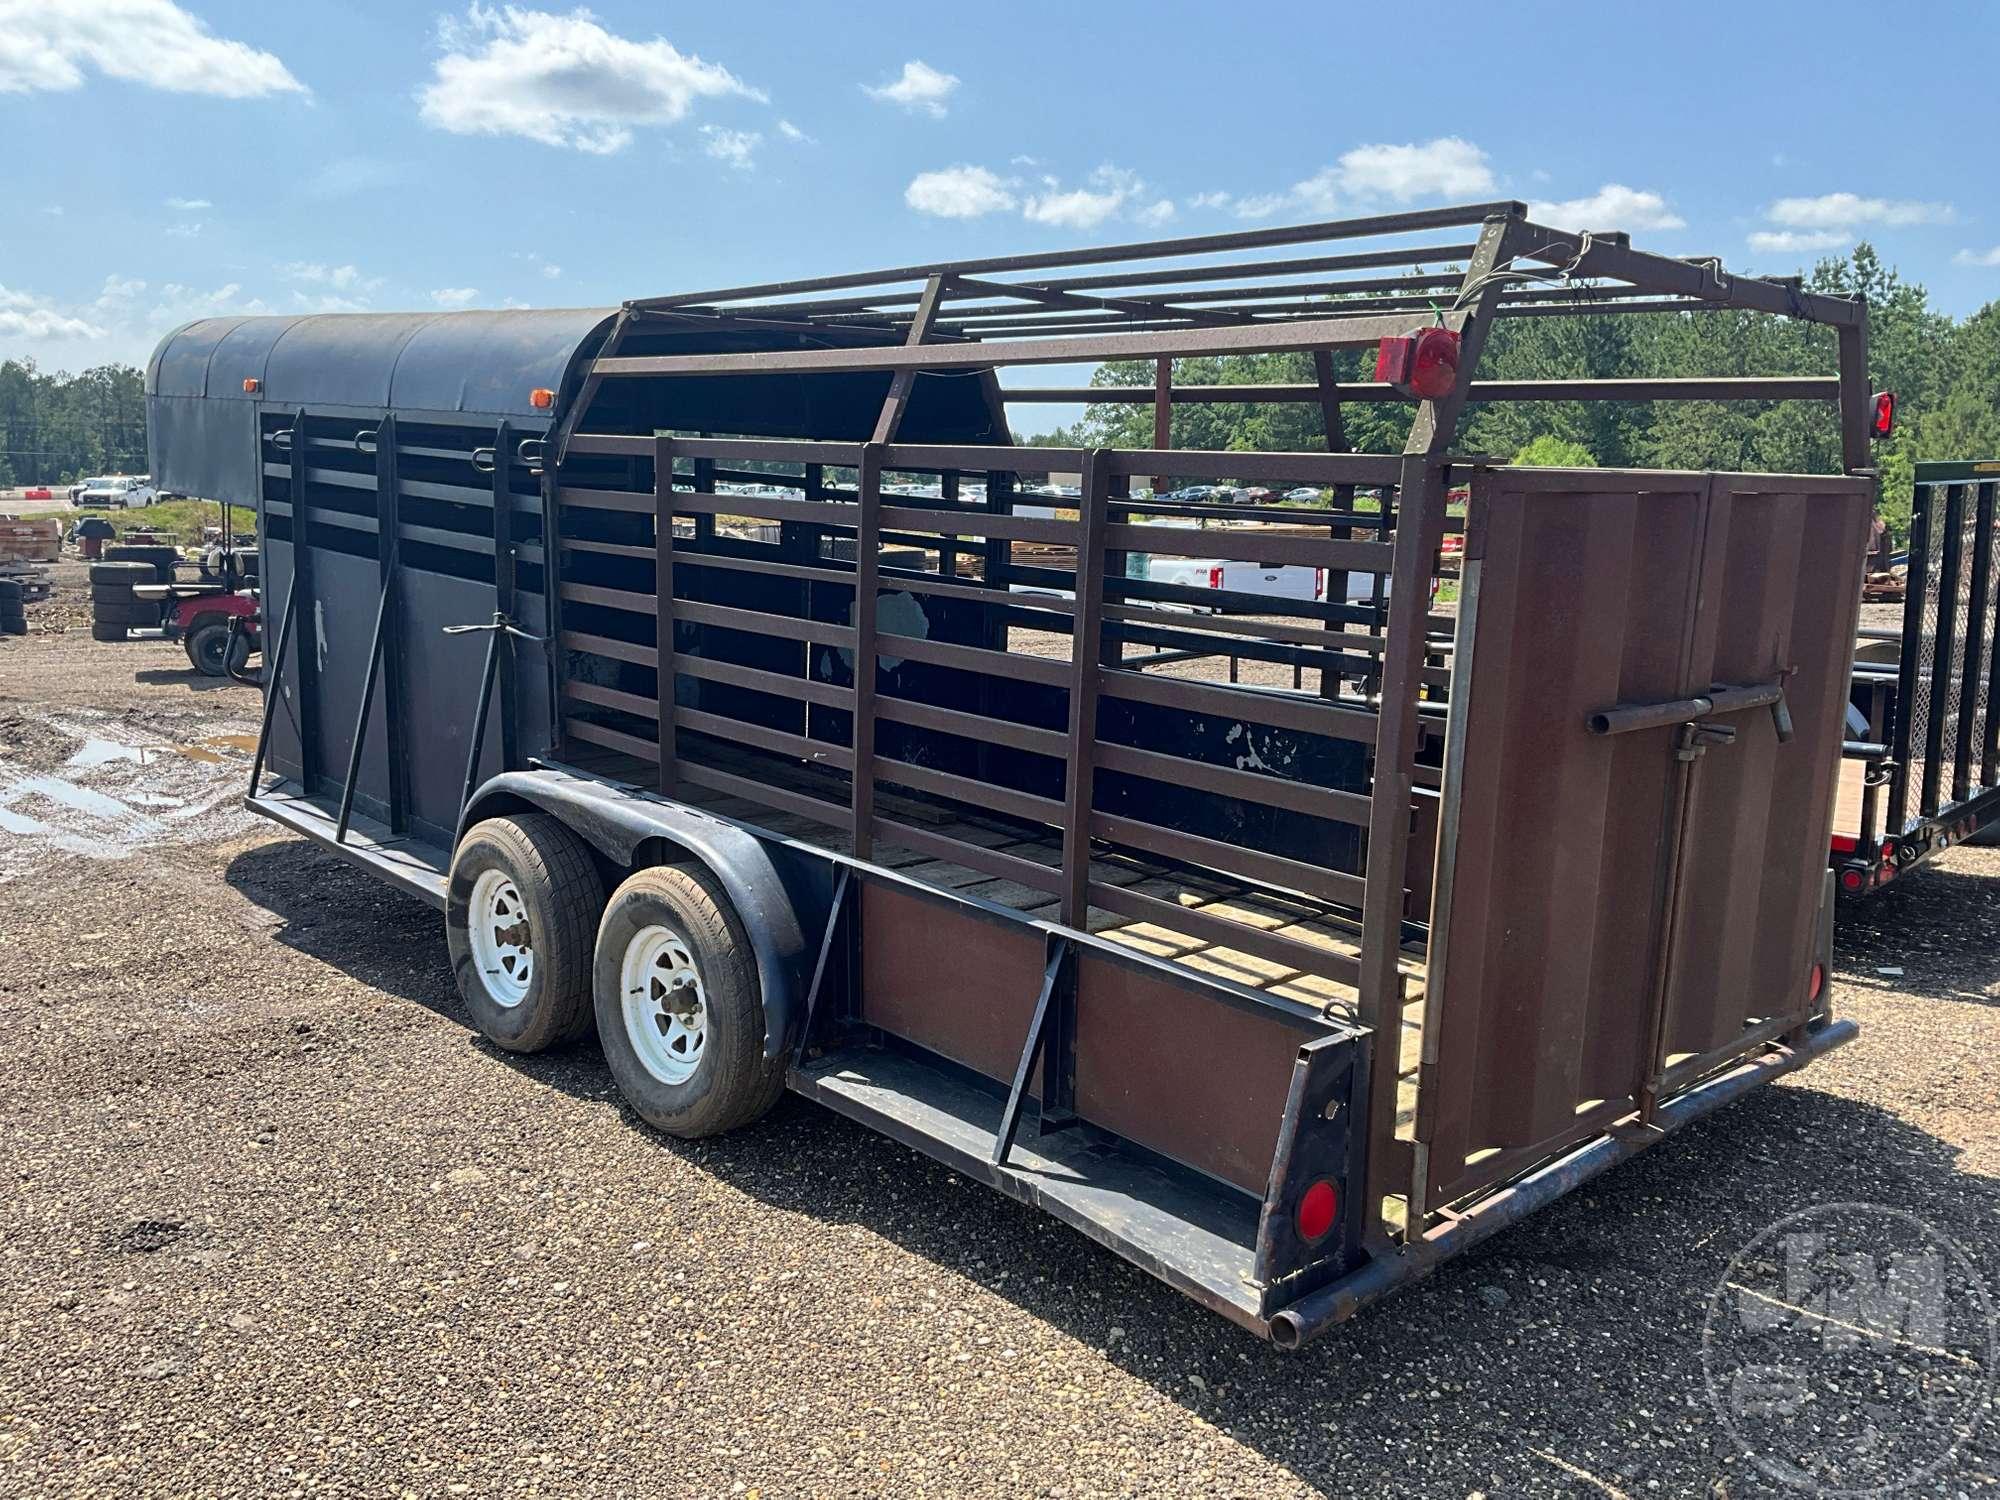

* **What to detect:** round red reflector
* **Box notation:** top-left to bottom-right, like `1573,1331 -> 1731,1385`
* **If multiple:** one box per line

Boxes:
1839,867 -> 1864,892
1809,962 -> 1825,1001
1408,327 -> 1461,400
1296,1179 -> 1338,1243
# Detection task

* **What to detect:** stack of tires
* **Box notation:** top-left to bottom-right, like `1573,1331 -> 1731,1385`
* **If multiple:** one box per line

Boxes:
89,560 -> 160,642
0,579 -> 25,637
104,542 -> 179,583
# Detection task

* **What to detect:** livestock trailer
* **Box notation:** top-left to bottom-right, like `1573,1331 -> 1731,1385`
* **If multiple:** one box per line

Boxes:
148,202 -> 1877,1346
1834,458 -> 2000,893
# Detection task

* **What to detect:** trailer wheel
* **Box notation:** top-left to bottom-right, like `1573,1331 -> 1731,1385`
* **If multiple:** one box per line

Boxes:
593,864 -> 785,1139
446,815 -> 605,1053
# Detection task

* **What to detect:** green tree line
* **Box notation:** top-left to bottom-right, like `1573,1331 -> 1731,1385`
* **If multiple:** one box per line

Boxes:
0,360 -> 149,487
1020,245 -> 2000,543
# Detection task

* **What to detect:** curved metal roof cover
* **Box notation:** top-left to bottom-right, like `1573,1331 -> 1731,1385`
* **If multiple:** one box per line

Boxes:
146,308 -> 617,418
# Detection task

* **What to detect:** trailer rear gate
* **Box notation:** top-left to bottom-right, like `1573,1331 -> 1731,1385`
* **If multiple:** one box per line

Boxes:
148,201 -> 1873,1343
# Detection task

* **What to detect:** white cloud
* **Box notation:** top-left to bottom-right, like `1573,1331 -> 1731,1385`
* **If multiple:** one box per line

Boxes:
145,280 -> 271,325
1528,184 -> 1685,231
1225,138 -> 1496,221
291,292 -> 372,314
700,124 -> 760,170
1023,166 -> 1147,231
1955,246 -> 2000,268
1135,198 -> 1176,228
1768,193 -> 1953,229
431,287 -> 481,309
906,164 -> 1017,219
0,284 -> 107,341
164,221 -> 204,238
863,59 -> 957,117
1336,137 -> 1494,202
164,196 -> 210,211
279,262 -> 382,293
0,0 -> 303,97
541,262 -> 562,279
419,4 -> 762,154
776,118 -> 813,144
1748,229 -> 1850,254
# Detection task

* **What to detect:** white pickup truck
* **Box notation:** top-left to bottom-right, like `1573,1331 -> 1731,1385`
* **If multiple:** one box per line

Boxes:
75,475 -> 160,510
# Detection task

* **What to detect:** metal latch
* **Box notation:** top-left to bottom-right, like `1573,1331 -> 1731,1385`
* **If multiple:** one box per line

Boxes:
444,611 -> 544,644
1585,678 -> 1793,747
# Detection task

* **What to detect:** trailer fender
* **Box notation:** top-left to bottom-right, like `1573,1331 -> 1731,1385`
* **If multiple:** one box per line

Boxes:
459,772 -> 816,1061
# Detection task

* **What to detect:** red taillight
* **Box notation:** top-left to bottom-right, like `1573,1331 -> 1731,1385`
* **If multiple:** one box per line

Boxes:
1809,962 -> 1825,1001
1871,390 -> 1895,439
1839,866 -> 1865,893
1375,328 -> 1461,400
1296,1179 -> 1338,1243
1207,565 -> 1224,589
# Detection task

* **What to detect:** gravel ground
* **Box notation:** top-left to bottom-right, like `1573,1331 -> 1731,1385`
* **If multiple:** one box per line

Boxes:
1,562 -> 1996,1498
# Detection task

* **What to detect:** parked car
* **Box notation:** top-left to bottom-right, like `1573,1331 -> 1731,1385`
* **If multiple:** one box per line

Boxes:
76,476 -> 159,509
68,474 -> 117,504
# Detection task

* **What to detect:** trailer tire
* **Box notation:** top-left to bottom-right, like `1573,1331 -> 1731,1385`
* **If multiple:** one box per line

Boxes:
92,601 -> 159,625
90,622 -> 129,642
446,814 -> 605,1054
593,863 -> 785,1139
89,561 -> 153,586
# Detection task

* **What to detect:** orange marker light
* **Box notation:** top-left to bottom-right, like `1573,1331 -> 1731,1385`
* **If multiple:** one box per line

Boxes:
242,377 -> 262,394
529,387 -> 555,409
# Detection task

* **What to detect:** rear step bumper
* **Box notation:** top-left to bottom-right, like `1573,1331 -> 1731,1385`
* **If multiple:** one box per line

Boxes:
800,1018 -> 1857,1348
1270,1016 -> 1859,1347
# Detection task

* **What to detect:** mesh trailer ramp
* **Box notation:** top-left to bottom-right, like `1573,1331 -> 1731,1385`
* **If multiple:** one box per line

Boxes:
149,202 -> 1876,1346
1835,459 -> 2000,894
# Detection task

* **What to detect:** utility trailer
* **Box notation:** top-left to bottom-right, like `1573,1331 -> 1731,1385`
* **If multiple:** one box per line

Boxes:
148,203 -> 1876,1347
1834,459 -> 2000,894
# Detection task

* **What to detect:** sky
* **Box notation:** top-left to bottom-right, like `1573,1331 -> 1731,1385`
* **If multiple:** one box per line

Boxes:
4,0 -> 2000,393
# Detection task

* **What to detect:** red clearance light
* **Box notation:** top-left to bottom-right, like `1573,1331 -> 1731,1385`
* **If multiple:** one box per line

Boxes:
1838,866 -> 1865,893
1375,329 -> 1461,401
1296,1179 -> 1339,1243
1809,962 -> 1825,1001
529,387 -> 556,410
242,377 -> 261,394
1871,390 -> 1895,440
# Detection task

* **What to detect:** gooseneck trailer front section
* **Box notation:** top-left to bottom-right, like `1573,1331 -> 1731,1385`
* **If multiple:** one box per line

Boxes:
148,203 -> 1877,1344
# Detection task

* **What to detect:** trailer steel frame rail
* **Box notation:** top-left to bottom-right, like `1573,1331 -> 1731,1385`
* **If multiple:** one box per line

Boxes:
154,201 -> 1878,1346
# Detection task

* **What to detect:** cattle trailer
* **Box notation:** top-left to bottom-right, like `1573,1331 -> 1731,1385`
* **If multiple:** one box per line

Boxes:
148,203 -> 1876,1346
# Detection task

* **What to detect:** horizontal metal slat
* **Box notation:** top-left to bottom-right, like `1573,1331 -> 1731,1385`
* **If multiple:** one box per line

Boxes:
677,708 -> 853,771
872,757 -> 1064,827
564,717 -> 658,761
1091,741 -> 1372,826
1105,524 -> 1393,572
1085,881 -> 1361,988
1091,813 -> 1368,908
1098,667 -> 1378,744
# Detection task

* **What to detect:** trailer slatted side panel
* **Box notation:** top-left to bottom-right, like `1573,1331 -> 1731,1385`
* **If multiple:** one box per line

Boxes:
1420,471 -> 1872,1215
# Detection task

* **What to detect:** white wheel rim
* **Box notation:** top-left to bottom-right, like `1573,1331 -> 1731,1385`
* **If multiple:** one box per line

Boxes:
468,867 -> 533,1007
621,925 -> 706,1085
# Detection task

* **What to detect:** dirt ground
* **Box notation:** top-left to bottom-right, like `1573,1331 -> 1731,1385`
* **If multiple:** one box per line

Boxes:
1,561 -> 1996,1499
